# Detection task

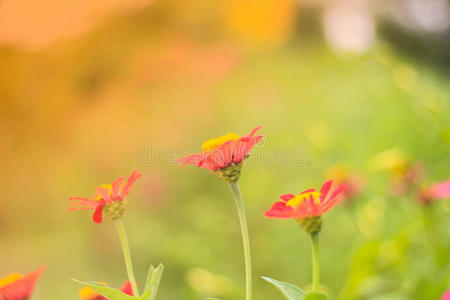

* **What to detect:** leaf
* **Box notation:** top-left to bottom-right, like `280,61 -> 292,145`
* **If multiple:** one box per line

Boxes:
141,264 -> 164,300
304,292 -> 327,300
262,276 -> 305,300
72,279 -> 136,300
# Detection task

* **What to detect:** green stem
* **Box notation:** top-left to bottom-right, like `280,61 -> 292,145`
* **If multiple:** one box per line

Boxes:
229,182 -> 252,300
310,232 -> 320,292
116,220 -> 140,297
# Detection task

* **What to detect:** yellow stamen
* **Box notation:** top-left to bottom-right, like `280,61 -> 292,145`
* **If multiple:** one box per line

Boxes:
0,273 -> 22,288
286,191 -> 322,208
79,282 -> 107,300
201,133 -> 240,152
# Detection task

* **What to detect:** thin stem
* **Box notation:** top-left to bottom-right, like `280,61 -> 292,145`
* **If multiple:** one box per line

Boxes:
309,232 -> 320,292
229,182 -> 252,300
116,220 -> 140,297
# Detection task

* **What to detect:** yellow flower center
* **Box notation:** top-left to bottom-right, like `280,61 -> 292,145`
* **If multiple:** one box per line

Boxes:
79,282 -> 107,300
201,133 -> 240,152
0,273 -> 22,288
286,191 -> 322,208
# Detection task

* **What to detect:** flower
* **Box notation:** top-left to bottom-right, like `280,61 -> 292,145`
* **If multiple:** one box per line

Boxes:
418,179 -> 450,205
69,170 -> 142,223
79,281 -> 133,300
264,180 -> 346,234
177,126 -> 263,182
0,266 -> 45,300
441,289 -> 450,300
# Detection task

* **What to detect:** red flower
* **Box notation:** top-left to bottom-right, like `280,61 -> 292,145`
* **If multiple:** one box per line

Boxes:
264,180 -> 347,219
177,126 -> 263,171
79,281 -> 133,300
0,266 -> 45,300
418,179 -> 450,205
69,170 -> 142,223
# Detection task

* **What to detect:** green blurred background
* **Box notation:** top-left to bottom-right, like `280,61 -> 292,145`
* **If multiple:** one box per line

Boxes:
0,0 -> 449,299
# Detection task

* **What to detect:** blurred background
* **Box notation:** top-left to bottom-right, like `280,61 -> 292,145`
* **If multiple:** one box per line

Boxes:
0,0 -> 449,299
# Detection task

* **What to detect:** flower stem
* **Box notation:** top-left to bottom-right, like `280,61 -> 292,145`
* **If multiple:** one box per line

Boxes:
229,182 -> 252,300
116,220 -> 140,297
309,232 -> 320,292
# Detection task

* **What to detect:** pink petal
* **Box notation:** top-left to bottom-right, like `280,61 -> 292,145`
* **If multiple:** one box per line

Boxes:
319,180 -> 333,202
440,290 -> 450,300
111,176 -> 125,199
121,170 -> 142,198
279,193 -> 296,201
96,187 -> 111,202
0,266 -> 45,299
429,179 -> 450,199
219,140 -> 235,166
92,204 -> 104,224
177,153 -> 206,167
264,201 -> 294,218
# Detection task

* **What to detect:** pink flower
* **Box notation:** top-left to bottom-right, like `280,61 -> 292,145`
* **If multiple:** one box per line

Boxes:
0,266 -> 45,300
177,126 -> 263,171
69,170 -> 142,223
418,179 -> 450,205
441,289 -> 450,300
264,180 -> 347,219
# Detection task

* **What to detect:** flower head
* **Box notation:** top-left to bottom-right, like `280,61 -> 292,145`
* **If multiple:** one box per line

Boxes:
418,179 -> 450,205
264,180 -> 346,234
177,126 -> 263,182
0,266 -> 45,300
79,281 -> 133,300
69,170 -> 142,223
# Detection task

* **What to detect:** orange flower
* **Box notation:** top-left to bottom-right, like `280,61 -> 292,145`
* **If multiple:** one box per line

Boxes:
177,126 -> 263,182
69,170 -> 141,223
0,266 -> 45,300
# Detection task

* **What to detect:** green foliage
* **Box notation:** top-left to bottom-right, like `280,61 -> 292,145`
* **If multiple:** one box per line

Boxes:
262,276 -> 305,300
72,280 -> 136,300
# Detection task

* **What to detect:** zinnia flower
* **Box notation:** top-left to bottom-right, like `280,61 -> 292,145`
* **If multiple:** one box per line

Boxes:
264,180 -> 346,234
69,170 -> 142,223
177,126 -> 263,182
418,179 -> 450,205
79,281 -> 133,300
0,267 -> 45,300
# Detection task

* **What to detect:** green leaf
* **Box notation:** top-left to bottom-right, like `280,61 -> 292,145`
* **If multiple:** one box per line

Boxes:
141,264 -> 164,300
304,292 -> 327,300
72,279 -> 136,300
262,276 -> 305,300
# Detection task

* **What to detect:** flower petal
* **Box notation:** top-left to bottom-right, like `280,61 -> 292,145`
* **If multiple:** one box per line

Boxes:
92,204 -> 104,224
279,193 -> 296,201
96,187 -> 111,202
319,180 -> 333,202
429,179 -> 450,199
264,201 -> 294,218
111,176 -> 125,199
121,170 -> 142,198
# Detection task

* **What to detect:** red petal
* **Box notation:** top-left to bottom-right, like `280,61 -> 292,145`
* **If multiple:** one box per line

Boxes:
0,266 -> 45,300
121,170 -> 142,198
119,280 -> 134,296
264,201 -> 294,218
319,180 -> 333,202
111,176 -> 125,199
93,204 -> 104,224
279,193 -> 295,201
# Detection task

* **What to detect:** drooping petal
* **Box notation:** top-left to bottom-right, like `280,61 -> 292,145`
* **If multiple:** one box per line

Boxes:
92,204 -> 104,224
319,180 -> 333,202
177,153 -> 206,167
